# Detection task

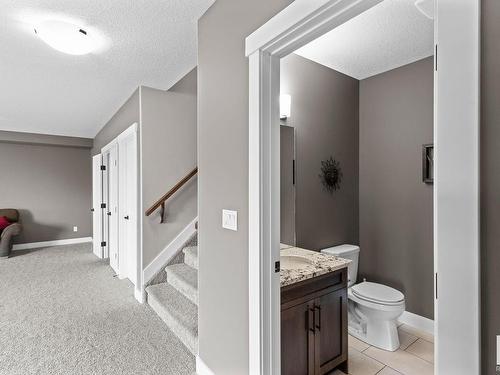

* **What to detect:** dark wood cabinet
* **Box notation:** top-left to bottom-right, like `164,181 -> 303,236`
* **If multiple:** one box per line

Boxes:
281,268 -> 348,375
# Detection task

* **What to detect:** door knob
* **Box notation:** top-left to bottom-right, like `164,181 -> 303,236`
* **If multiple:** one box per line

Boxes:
107,212 -> 111,216
124,215 -> 129,220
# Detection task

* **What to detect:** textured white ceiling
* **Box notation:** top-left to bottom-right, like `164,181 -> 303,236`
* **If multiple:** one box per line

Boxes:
295,0 -> 434,80
0,0 -> 213,138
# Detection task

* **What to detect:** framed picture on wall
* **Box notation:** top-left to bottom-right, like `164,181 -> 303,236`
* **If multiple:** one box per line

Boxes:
422,144 -> 434,184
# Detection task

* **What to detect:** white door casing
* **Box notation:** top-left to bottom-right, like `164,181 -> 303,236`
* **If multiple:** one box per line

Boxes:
434,0 -> 481,374
92,154 -> 103,259
246,0 -> 480,374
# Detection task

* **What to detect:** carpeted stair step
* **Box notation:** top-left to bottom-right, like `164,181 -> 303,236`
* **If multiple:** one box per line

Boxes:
183,246 -> 198,270
165,263 -> 198,305
146,283 -> 198,355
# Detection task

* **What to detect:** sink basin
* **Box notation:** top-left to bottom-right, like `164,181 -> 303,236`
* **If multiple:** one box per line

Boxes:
281,255 -> 314,270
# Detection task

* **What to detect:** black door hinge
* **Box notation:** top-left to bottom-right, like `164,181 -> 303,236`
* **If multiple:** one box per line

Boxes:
101,203 -> 106,209
275,261 -> 280,273
435,273 -> 438,299
435,44 -> 438,71
101,241 -> 106,247
100,165 -> 106,171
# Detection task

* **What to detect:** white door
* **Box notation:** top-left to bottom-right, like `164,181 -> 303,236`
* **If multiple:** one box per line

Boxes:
102,144 -> 119,273
118,130 -> 138,284
92,154 -> 103,258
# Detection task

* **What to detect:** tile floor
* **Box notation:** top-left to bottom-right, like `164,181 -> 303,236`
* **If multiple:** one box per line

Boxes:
333,324 -> 434,375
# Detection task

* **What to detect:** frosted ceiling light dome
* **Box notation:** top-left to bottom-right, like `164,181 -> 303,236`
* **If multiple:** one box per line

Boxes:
415,0 -> 434,19
34,20 -> 97,55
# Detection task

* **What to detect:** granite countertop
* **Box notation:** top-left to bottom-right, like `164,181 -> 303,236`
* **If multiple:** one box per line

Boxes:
280,245 -> 351,287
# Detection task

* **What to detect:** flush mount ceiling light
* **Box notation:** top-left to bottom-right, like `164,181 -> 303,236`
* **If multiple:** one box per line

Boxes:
415,0 -> 434,20
34,20 -> 97,55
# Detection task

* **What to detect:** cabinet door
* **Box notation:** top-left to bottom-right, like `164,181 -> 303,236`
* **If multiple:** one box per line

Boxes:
281,301 -> 315,375
315,288 -> 348,374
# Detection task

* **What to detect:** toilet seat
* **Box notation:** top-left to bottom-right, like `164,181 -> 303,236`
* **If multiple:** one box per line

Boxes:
351,282 -> 404,306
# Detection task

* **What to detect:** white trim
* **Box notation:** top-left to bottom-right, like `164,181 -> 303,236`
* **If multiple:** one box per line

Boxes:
246,0 -> 480,373
135,89 -> 144,303
143,217 -> 198,284
398,311 -> 434,336
196,355 -> 215,375
245,0 -> 383,57
12,237 -> 92,251
134,287 -> 145,304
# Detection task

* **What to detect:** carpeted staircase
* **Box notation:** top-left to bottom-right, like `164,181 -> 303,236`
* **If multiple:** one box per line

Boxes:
146,241 -> 199,355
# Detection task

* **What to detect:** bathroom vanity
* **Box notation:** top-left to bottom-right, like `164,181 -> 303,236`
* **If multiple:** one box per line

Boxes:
280,247 -> 350,375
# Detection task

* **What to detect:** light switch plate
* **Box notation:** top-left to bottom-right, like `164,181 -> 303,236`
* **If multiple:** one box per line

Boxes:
222,209 -> 238,231
73,226 -> 78,232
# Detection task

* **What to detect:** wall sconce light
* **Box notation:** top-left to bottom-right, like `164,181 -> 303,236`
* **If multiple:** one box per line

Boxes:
280,94 -> 291,119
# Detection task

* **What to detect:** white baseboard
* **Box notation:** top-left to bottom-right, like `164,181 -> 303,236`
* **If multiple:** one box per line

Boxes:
398,311 -> 434,335
196,355 -> 215,375
12,237 -> 92,251
143,217 -> 198,284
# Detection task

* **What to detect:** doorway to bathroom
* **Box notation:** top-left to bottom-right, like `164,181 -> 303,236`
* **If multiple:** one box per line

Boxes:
246,0 -> 480,374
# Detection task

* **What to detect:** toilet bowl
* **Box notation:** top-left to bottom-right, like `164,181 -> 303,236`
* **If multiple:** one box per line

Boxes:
348,281 -> 405,351
321,245 -> 406,351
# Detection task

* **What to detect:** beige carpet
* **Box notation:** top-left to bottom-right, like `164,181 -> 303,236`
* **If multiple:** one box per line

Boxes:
0,243 -> 195,375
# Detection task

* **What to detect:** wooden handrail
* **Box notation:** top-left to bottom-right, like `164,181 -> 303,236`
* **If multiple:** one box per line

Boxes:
145,167 -> 198,222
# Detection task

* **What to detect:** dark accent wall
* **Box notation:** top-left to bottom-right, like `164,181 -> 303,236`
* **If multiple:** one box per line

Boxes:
359,57 -> 434,319
0,139 -> 92,244
481,0 -> 500,372
281,53 -> 359,251
197,0 -> 292,373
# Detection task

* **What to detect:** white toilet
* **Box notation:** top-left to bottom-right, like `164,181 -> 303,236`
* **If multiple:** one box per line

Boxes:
322,244 -> 405,351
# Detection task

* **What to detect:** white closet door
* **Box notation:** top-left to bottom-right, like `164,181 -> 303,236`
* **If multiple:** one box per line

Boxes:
103,144 -> 119,274
118,131 -> 138,284
92,154 -> 103,258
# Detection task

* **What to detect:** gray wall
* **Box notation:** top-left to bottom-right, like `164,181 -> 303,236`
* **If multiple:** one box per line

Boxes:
359,57 -> 434,319
92,88 -> 140,156
281,54 -> 359,251
0,139 -> 92,244
198,0 -> 292,373
142,68 -> 198,266
481,0 -> 500,372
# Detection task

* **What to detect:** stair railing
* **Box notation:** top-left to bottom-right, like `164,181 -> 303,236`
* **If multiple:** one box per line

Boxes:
145,167 -> 198,223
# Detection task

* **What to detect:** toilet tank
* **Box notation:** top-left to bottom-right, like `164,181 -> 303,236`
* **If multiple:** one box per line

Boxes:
321,244 -> 360,287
